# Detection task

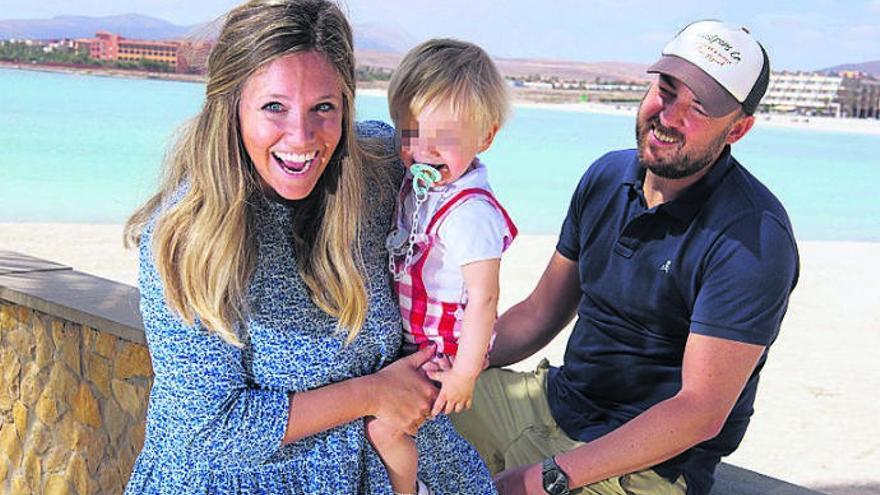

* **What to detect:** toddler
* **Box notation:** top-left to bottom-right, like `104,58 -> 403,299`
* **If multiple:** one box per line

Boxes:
367,38 -> 516,495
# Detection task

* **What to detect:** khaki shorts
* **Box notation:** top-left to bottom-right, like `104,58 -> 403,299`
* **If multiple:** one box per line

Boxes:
450,360 -> 686,495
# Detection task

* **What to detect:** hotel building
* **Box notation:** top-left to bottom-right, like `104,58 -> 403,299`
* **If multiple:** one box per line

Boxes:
762,71 -> 880,118
75,31 -> 185,72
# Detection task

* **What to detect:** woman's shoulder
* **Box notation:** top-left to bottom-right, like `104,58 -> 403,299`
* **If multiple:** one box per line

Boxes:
355,119 -> 395,143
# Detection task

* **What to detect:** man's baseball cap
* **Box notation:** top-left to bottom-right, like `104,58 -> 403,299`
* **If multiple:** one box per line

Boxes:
647,20 -> 770,117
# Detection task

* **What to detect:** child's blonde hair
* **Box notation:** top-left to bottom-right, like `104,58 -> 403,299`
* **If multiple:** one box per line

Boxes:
388,38 -> 509,135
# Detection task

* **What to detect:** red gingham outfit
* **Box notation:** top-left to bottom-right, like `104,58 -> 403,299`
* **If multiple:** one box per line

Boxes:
393,185 -> 518,356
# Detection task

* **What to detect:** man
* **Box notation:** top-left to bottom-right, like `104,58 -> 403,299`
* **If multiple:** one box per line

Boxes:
450,20 -> 799,495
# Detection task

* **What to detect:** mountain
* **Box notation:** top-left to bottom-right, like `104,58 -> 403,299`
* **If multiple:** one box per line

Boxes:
0,13 -> 647,82
179,19 -> 417,52
353,23 -> 417,53
0,14 -> 195,40
820,60 -> 880,77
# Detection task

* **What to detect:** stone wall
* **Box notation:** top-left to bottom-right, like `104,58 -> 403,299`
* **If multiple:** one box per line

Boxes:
0,251 -> 148,495
0,302 -> 152,494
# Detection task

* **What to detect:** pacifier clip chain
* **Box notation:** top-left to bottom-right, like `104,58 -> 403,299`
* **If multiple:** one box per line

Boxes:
388,164 -> 442,281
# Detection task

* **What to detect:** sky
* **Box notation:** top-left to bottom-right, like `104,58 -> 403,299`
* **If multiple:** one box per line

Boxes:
3,0 -> 879,71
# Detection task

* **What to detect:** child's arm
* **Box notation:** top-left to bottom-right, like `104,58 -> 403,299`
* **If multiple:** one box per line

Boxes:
429,257 -> 500,416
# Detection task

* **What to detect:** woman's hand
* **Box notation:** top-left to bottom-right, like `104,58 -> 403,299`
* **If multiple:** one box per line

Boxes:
366,345 -> 439,435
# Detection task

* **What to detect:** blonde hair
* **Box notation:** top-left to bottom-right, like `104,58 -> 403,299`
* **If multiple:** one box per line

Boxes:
125,0 -> 388,346
388,38 -> 510,134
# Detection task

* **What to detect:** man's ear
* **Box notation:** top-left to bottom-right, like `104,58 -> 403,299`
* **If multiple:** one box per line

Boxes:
479,124 -> 500,152
726,114 -> 755,145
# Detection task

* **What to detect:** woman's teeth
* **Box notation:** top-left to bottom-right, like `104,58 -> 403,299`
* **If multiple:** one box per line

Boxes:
273,150 -> 318,174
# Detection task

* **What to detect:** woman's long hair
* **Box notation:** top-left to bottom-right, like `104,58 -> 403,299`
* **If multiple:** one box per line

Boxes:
125,0 -> 386,346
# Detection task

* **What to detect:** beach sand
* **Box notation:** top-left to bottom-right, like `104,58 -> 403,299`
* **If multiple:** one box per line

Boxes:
1,223 -> 877,495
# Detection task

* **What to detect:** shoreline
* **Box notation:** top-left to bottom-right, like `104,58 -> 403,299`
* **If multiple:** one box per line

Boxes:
0,224 -> 878,494
5,62 -> 880,137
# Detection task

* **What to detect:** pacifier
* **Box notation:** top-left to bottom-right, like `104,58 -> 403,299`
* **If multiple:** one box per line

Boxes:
410,163 -> 442,199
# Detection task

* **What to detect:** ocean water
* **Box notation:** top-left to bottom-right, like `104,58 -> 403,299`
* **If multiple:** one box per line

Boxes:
1,68 -> 878,241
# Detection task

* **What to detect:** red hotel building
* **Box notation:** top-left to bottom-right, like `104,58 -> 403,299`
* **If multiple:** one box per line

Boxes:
75,31 -> 188,72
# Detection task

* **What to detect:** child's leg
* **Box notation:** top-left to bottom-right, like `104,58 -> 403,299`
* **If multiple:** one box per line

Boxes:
365,417 -> 419,494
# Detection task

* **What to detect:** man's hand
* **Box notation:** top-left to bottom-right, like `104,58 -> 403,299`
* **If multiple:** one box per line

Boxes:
494,462 -> 543,495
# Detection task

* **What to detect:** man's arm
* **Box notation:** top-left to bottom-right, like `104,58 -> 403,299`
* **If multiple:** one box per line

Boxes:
495,333 -> 766,494
490,251 -> 582,367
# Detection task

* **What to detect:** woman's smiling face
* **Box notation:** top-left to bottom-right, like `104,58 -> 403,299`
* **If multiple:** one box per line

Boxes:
238,51 -> 344,201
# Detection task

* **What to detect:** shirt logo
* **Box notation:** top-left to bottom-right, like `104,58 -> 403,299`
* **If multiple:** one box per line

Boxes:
659,259 -> 672,274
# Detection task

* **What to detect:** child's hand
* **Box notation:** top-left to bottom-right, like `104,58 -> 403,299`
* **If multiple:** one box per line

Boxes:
426,368 -> 477,416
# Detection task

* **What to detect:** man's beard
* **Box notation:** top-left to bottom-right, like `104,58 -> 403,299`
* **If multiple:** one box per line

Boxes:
635,117 -> 730,180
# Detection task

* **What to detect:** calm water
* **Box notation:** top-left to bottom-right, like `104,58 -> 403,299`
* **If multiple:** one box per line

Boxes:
1,68 -> 878,240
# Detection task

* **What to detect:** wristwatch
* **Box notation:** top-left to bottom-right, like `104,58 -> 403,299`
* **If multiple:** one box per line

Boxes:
541,456 -> 571,495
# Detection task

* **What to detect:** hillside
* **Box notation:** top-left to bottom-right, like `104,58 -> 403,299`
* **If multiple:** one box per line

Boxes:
0,14 -> 194,40
357,49 -> 650,83
820,60 -> 880,77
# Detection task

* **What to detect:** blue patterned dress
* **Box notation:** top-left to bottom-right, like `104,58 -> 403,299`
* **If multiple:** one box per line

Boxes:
124,122 -> 497,494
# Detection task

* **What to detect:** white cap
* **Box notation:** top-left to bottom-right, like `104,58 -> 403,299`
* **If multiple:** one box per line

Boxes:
648,20 -> 770,117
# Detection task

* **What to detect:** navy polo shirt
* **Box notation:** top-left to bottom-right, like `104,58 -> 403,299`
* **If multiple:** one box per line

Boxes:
547,147 -> 799,495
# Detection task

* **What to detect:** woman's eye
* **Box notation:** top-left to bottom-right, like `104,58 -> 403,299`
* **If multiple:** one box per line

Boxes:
315,102 -> 336,113
262,102 -> 284,113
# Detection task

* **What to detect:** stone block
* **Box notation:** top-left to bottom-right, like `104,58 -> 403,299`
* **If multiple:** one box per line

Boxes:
82,326 -> 98,352
129,420 -> 146,452
34,315 -> 55,369
103,399 -> 127,446
97,462 -> 122,495
94,331 -> 117,359
44,446 -> 69,474
84,429 -> 108,476
54,322 -> 82,375
57,414 -> 100,452
45,362 -> 80,405
67,454 -> 92,495
0,422 -> 22,466
7,325 -> 35,359
72,383 -> 102,428
36,395 -> 60,426
22,447 -> 42,493
0,304 -> 13,331
20,362 -> 46,407
12,401 -> 27,439
10,476 -> 29,495
16,305 -> 31,325
111,379 -> 147,417
45,474 -> 73,495
114,343 -> 153,379
85,354 -> 111,398
0,348 -> 22,411
28,420 -> 51,455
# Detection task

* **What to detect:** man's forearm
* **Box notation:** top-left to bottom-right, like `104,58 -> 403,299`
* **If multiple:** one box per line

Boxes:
491,298 -> 564,366
555,392 -> 721,489
491,251 -> 580,367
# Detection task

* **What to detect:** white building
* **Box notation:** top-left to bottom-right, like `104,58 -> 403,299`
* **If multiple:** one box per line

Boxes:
762,71 -> 880,118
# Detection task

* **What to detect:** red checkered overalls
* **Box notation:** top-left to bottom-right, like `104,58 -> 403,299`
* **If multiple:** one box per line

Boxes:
393,187 -> 518,356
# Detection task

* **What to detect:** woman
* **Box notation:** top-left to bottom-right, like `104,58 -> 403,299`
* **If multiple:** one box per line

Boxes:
122,0 -> 496,493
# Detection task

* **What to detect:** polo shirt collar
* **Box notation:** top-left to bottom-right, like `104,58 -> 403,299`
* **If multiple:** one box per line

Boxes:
624,146 -> 734,222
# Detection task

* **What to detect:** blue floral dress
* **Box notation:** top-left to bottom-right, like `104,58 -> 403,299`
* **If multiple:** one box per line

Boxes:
124,122 -> 497,494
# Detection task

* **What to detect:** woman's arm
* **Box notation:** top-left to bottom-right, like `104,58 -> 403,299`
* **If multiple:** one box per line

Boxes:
283,345 -> 439,442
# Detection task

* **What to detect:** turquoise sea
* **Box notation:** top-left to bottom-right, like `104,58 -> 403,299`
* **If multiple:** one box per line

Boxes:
1,68 -> 878,240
